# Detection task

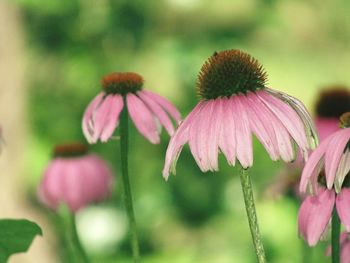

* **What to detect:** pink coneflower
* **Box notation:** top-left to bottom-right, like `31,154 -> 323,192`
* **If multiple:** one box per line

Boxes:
298,112 -> 350,261
163,49 -> 317,263
82,72 -> 181,262
163,50 -> 317,178
39,143 -> 113,212
82,72 -> 181,144
326,232 -> 350,263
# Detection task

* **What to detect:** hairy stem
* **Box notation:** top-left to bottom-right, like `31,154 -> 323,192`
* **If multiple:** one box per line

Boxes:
120,97 -> 141,262
239,167 -> 267,263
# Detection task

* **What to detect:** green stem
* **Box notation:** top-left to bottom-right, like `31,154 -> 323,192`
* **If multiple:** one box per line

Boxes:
301,238 -> 311,263
332,208 -> 340,263
120,96 -> 141,262
70,214 -> 90,263
239,167 -> 267,263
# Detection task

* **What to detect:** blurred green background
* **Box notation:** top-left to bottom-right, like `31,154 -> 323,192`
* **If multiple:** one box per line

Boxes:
4,0 -> 350,262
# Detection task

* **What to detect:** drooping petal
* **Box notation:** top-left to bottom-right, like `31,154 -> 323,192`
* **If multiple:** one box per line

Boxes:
188,100 -> 213,171
40,159 -> 65,209
100,95 -> 124,142
257,90 -> 309,157
219,98 -> 236,165
127,93 -> 160,144
243,93 -> 279,160
163,102 -> 204,179
337,189 -> 350,232
82,92 -> 104,143
138,91 -> 175,136
299,134 -> 335,193
298,188 -> 335,246
335,148 -> 350,193
91,95 -> 115,143
230,95 -> 252,168
265,88 -> 319,149
205,99 -> 222,171
325,129 -> 350,189
247,92 -> 294,162
141,90 -> 181,123
61,160 -> 86,212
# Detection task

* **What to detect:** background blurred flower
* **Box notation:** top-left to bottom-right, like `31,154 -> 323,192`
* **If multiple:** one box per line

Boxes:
82,72 -> 181,144
315,86 -> 350,141
38,143 -> 113,212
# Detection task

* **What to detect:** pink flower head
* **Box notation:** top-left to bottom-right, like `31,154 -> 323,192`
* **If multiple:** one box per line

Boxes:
298,113 -> 350,246
163,50 -> 317,179
326,232 -> 350,263
38,143 -> 113,213
300,113 -> 350,193
82,72 -> 181,144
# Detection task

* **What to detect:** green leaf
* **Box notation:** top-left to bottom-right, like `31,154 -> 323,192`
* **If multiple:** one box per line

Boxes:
0,219 -> 42,262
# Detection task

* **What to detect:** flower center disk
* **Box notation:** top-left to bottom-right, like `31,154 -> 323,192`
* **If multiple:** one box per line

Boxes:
54,143 -> 88,157
101,72 -> 144,95
197,49 -> 267,100
340,112 -> 350,128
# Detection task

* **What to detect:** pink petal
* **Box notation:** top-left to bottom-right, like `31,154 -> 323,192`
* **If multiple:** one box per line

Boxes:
299,134 -> 335,193
230,95 -> 252,168
163,102 -> 204,179
61,160 -> 86,212
138,91 -> 175,136
265,88 -> 318,149
141,90 -> 181,123
257,90 -> 308,155
188,100 -> 213,171
298,188 -> 335,246
91,95 -> 115,143
127,93 -> 160,144
218,98 -> 236,165
337,189 -> 350,232
100,95 -> 124,142
40,159 -> 65,210
242,93 -> 279,160
325,129 -> 350,189
205,99 -> 222,171
82,92 -> 104,143
335,148 -> 350,193
247,92 -> 294,162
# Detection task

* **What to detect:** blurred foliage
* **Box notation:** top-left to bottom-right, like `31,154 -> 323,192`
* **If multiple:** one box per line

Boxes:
8,0 -> 350,262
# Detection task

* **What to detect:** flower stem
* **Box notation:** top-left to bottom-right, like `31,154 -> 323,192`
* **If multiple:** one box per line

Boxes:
120,96 -> 141,262
301,238 -> 311,263
332,208 -> 340,263
70,214 -> 90,263
239,167 -> 267,263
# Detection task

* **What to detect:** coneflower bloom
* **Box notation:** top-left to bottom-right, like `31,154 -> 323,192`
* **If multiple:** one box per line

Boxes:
82,72 -> 181,144
298,113 -> 350,248
163,49 -> 317,263
315,86 -> 350,141
326,232 -> 350,263
163,50 -> 317,178
39,143 -> 113,212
